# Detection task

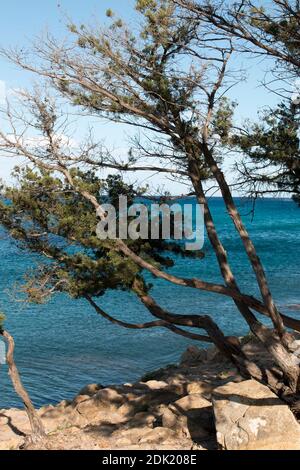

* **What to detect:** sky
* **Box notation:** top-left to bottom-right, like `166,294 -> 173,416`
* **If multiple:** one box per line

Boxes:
0,0 -> 283,194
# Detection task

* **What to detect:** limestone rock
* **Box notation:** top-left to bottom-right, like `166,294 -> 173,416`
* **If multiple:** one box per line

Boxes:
0,409 -> 29,450
0,435 -> 23,451
206,346 -> 228,363
141,380 -> 169,390
141,366 -> 175,382
114,437 -> 133,448
180,346 -> 207,365
40,404 -> 86,432
213,379 -> 300,450
186,381 -> 214,398
138,427 -> 177,445
162,394 -> 215,443
174,393 -> 212,413
76,387 -> 126,420
113,426 -> 156,445
75,386 -> 153,423
126,411 -> 156,428
77,383 -> 103,397
72,394 -> 90,406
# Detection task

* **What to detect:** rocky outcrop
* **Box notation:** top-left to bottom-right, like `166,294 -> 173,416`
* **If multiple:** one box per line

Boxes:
213,379 -> 300,450
1,337 -> 300,450
162,393 -> 216,448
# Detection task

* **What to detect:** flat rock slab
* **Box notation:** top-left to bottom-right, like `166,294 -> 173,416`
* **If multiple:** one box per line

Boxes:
0,409 -> 29,450
213,379 -> 300,450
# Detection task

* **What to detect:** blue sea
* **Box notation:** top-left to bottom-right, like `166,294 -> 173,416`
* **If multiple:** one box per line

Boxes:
0,197 -> 299,409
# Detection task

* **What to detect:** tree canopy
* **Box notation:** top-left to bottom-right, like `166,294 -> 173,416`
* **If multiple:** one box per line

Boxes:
1,0 -> 300,401
174,0 -> 300,201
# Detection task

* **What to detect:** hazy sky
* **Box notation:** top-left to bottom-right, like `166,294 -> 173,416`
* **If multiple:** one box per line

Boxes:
0,0 -> 281,194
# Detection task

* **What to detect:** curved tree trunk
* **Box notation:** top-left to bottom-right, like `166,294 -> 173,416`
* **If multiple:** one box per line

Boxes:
1,329 -> 46,444
187,156 -> 300,392
202,144 -> 286,337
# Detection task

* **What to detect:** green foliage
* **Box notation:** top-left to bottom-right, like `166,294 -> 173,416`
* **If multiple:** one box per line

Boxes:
101,174 -> 139,208
136,0 -> 158,12
212,97 -> 237,144
248,3 -> 300,69
106,8 -> 114,18
233,101 -> 300,199
1,168 -> 202,304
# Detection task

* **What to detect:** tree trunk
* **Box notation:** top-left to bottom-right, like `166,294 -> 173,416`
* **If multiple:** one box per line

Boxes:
136,286 -> 282,393
202,143 -> 286,337
1,330 -> 46,444
187,157 -> 300,392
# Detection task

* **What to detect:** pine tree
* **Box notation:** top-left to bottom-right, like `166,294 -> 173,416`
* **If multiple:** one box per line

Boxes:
1,0 -> 300,401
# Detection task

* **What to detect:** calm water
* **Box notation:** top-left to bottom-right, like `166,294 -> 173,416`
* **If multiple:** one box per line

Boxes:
0,198 -> 299,409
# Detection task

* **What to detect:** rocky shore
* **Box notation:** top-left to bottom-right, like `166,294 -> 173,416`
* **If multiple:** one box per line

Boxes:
1,335 -> 300,451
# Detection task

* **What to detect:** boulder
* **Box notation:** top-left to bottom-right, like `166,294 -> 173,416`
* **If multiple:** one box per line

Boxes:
213,379 -> 300,450
186,381 -> 214,398
205,345 -> 230,363
141,366 -> 175,382
77,383 -> 103,397
162,394 -> 215,443
72,394 -> 90,406
76,387 -> 127,422
126,411 -> 156,428
180,346 -> 207,365
75,386 -> 156,423
141,380 -> 169,390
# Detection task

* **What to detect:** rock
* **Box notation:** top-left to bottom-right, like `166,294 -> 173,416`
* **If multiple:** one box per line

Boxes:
57,400 -> 71,408
205,346 -> 226,363
138,427 -> 177,445
77,384 -> 103,397
213,379 -> 300,450
141,380 -> 169,390
126,412 -> 156,428
113,384 -> 145,397
162,394 -> 215,442
217,370 -> 240,381
72,394 -> 90,406
141,366 -> 174,382
113,426 -> 158,445
76,387 -> 125,420
0,410 -> 29,450
39,403 -> 86,433
180,346 -> 207,365
0,436 -> 24,451
75,386 -> 154,423
38,404 -> 55,414
174,393 -> 212,412
114,437 -> 133,448
117,399 -> 148,418
77,388 -> 125,412
186,381 -> 214,398
147,390 -> 182,412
